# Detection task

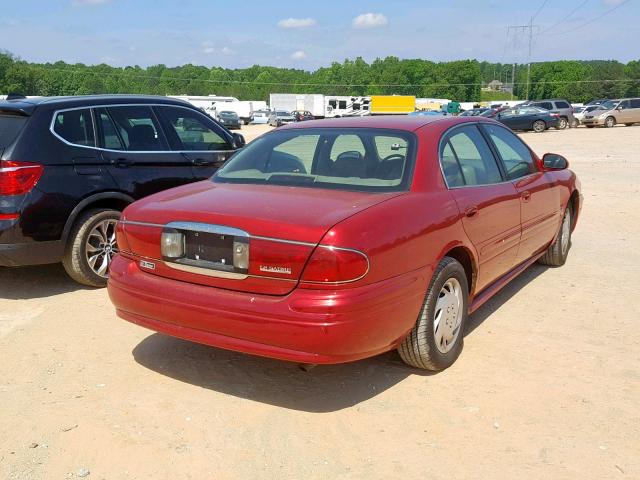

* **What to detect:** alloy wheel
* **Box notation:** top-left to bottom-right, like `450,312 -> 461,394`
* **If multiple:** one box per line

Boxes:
561,210 -> 571,255
433,278 -> 464,354
85,219 -> 118,278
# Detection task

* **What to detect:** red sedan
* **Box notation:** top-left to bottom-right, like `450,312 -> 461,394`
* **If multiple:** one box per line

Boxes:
108,116 -> 582,371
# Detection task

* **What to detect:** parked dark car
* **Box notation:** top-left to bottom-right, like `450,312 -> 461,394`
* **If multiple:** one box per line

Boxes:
0,95 -> 245,286
479,106 -> 509,119
460,108 -> 490,117
520,99 -> 575,129
217,110 -> 241,130
292,110 -> 315,122
494,105 -> 559,132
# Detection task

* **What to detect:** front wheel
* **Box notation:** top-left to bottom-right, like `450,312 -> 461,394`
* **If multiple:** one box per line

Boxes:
533,120 -> 546,133
398,257 -> 469,371
604,116 -> 616,128
62,209 -> 121,287
538,206 -> 572,267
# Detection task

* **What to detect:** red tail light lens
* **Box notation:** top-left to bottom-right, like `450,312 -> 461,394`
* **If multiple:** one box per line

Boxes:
300,246 -> 369,284
0,160 -> 44,195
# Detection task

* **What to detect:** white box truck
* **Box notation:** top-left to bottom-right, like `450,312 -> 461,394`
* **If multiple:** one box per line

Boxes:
269,94 -> 325,118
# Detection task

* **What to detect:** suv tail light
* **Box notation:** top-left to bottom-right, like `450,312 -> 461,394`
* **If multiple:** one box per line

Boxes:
0,160 -> 44,195
300,246 -> 369,284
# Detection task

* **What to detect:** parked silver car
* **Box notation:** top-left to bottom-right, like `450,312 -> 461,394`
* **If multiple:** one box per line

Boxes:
268,111 -> 295,127
581,98 -> 640,128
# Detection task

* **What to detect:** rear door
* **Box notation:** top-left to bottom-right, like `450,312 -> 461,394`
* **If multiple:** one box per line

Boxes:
629,98 -> 640,123
440,125 -> 521,292
95,105 -> 195,199
155,105 -> 235,179
482,123 -> 561,264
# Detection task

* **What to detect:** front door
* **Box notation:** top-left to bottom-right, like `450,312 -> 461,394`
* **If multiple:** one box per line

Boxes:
482,123 -> 561,264
94,105 -> 195,199
440,124 -> 521,292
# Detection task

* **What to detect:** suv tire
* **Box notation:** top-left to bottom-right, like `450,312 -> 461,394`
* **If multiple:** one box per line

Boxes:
398,257 -> 469,371
62,209 -> 121,287
556,117 -> 568,129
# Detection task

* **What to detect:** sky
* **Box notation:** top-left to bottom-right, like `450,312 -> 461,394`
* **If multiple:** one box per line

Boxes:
1,0 -> 638,69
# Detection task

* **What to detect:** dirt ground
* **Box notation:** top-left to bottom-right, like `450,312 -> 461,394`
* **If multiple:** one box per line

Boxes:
1,123 -> 639,480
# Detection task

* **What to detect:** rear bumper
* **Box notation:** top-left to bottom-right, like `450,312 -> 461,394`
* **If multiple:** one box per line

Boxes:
0,240 -> 63,267
108,254 -> 430,364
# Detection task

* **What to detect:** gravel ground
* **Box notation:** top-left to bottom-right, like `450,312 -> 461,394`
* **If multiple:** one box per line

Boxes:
1,124 -> 638,480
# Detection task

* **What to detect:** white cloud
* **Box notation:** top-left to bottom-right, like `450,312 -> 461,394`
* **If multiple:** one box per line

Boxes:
201,42 -> 235,55
277,18 -> 316,29
352,13 -> 388,29
73,0 -> 112,5
290,50 -> 307,60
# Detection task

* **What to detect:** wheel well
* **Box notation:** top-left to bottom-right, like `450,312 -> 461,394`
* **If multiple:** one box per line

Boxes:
61,195 -> 132,244
444,246 -> 476,295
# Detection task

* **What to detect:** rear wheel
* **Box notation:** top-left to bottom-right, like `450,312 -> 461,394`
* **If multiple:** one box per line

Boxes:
62,209 -> 121,287
398,257 -> 469,371
556,117 -> 568,129
533,120 -> 546,133
538,206 -> 572,267
604,116 -> 616,128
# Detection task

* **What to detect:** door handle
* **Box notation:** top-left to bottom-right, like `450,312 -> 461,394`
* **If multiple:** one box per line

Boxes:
112,158 -> 132,168
191,158 -> 213,166
521,190 -> 532,202
464,206 -> 479,218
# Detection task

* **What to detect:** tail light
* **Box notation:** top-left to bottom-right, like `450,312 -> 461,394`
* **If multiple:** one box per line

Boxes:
0,160 -> 44,195
300,246 -> 369,284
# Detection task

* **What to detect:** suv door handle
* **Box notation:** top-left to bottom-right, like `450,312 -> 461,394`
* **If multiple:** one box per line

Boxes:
191,158 -> 214,166
111,158 -> 132,168
464,206 -> 479,218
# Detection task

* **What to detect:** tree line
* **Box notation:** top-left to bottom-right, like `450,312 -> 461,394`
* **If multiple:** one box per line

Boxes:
1,51 -> 638,103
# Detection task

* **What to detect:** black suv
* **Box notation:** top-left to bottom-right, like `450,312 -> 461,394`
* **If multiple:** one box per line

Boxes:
0,95 -> 245,286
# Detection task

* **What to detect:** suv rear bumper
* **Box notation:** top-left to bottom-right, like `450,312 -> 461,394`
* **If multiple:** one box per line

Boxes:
108,254 -> 430,364
0,240 -> 64,267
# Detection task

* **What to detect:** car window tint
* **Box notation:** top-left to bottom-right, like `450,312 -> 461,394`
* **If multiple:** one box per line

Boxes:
273,135 -> 319,172
540,102 -> 553,110
619,100 -> 631,109
106,106 -> 166,151
374,135 -> 409,159
555,101 -> 570,109
630,99 -> 640,108
484,124 -> 536,180
445,126 -> 502,186
0,114 -> 28,148
94,108 -> 124,150
53,109 -> 95,147
440,141 -> 465,187
330,134 -> 366,159
157,106 -> 228,151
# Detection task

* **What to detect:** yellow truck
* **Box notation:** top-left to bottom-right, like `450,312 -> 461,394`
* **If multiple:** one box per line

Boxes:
370,95 -> 416,115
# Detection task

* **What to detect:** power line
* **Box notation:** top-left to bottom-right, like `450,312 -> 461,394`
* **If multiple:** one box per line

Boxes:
550,0 -> 631,36
531,0 -> 550,20
537,0 -> 590,35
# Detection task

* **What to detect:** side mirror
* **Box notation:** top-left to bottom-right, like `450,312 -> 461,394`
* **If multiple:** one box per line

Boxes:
616,105 -> 623,110
542,153 -> 568,170
232,133 -> 246,149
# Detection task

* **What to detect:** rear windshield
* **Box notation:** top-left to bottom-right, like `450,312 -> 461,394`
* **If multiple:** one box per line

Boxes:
214,128 -> 416,192
0,113 -> 28,148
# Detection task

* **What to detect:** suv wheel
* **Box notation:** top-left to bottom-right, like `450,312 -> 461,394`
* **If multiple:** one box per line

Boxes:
556,117 -> 568,129
604,116 -> 616,128
63,209 -> 121,287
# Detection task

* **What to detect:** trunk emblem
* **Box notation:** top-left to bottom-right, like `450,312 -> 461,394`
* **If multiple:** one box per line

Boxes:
260,265 -> 292,275
140,260 -> 156,270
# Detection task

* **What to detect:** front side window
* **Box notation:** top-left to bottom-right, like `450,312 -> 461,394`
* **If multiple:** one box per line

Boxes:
215,128 -> 416,192
440,125 -> 502,187
53,109 -> 94,147
157,106 -> 228,151
483,124 -> 536,180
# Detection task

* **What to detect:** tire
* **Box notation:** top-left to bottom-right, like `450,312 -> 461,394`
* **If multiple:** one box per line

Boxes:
625,123 -> 634,126
533,120 -> 546,133
604,116 -> 616,128
398,257 -> 469,371
62,209 -> 121,287
538,206 -> 572,267
556,117 -> 568,130
570,118 -> 579,128
585,125 -> 594,128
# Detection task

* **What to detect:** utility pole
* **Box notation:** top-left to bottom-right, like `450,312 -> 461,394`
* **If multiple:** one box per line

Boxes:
511,63 -> 516,100
505,22 -> 538,101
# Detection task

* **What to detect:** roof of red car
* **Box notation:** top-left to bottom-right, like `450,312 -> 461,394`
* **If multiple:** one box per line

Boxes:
279,115 -> 487,132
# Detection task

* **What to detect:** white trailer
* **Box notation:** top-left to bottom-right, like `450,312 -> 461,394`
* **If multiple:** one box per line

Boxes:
269,94 -> 324,117
324,96 -> 371,118
168,95 -> 239,114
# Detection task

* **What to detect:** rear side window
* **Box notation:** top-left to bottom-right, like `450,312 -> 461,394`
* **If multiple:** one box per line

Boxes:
555,101 -> 570,109
53,109 -> 95,147
106,106 -> 167,151
630,99 -> 640,108
156,106 -> 229,151
440,125 -> 502,187
483,124 -> 536,180
0,114 -> 28,147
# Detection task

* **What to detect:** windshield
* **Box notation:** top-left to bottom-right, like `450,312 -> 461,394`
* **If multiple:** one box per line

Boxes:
598,100 -> 619,110
214,128 -> 417,192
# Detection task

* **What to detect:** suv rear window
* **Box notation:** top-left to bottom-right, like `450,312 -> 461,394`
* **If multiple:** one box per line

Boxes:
215,128 -> 416,192
0,113 -> 28,147
555,101 -> 570,109
53,109 -> 95,147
